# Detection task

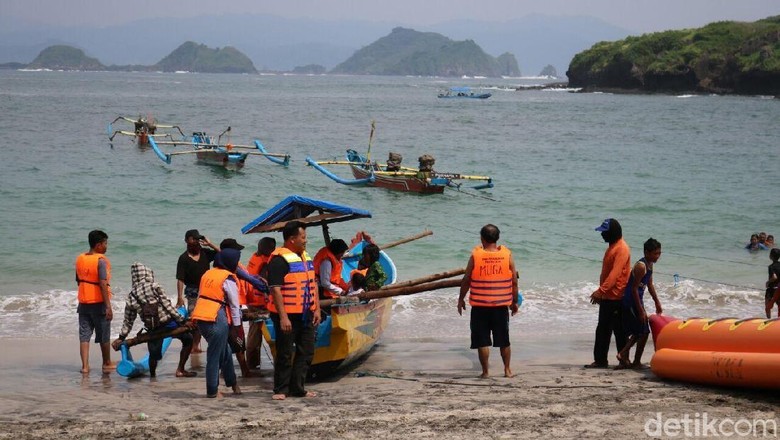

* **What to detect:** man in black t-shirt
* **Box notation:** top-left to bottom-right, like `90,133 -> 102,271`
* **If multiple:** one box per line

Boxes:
176,229 -> 218,353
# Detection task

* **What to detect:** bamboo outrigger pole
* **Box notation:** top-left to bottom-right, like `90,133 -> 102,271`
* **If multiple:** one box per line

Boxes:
319,267 -> 467,307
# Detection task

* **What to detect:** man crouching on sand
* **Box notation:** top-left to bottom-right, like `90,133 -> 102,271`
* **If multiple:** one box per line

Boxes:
458,224 -> 519,378
112,262 -> 197,378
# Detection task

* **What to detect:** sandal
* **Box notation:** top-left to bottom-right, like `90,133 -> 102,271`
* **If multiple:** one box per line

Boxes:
176,370 -> 197,378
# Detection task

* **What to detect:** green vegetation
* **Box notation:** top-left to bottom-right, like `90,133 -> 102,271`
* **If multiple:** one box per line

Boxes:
154,42 -> 257,73
331,27 -> 520,77
27,45 -> 104,70
567,16 -> 780,94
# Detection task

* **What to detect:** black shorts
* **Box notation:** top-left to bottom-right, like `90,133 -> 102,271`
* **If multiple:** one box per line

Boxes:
622,305 -> 650,337
470,306 -> 510,349
147,326 -> 193,361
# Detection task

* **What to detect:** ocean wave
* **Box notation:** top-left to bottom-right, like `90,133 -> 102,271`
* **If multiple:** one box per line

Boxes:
0,279 -> 764,340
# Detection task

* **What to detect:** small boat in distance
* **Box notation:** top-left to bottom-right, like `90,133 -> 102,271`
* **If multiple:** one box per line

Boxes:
107,115 -> 185,145
306,122 -> 494,194
148,126 -> 291,171
437,86 -> 491,99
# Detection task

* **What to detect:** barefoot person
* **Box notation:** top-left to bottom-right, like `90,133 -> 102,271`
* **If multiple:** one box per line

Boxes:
111,262 -> 197,378
267,221 -> 321,400
75,230 -> 113,374
586,218 -> 631,369
458,224 -> 519,378
616,238 -> 663,369
191,248 -> 244,398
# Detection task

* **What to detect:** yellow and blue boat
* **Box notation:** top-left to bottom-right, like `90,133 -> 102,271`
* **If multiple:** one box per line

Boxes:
241,195 -> 397,377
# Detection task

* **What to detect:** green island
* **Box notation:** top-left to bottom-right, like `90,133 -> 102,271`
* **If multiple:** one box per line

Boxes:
331,27 -> 521,77
16,42 -> 257,74
567,15 -> 780,95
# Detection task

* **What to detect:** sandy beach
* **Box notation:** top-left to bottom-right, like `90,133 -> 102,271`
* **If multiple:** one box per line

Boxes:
0,335 -> 778,439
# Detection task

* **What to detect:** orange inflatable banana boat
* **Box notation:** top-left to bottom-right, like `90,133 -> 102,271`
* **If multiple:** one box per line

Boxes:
649,314 -> 780,389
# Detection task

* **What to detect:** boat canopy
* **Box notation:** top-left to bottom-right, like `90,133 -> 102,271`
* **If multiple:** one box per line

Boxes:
241,195 -> 372,234
449,87 -> 472,93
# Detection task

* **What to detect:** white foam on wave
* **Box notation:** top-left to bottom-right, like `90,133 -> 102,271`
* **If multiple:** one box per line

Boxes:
0,280 -> 763,340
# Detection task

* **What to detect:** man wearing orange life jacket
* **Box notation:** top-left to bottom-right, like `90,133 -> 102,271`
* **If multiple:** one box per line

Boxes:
219,238 -> 270,378
244,236 -> 276,371
458,224 -> 518,379
191,247 -> 244,398
75,230 -> 114,375
313,238 -> 349,298
266,220 -> 320,400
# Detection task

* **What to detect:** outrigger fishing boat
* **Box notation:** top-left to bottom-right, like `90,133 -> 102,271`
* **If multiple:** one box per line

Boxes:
306,122 -> 494,194
147,126 -> 291,171
241,195 -> 397,377
437,86 -> 492,99
107,115 -> 185,145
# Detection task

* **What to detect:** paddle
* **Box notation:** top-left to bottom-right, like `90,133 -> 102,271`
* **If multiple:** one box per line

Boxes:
366,120 -> 376,162
320,277 -> 463,307
343,229 -> 433,258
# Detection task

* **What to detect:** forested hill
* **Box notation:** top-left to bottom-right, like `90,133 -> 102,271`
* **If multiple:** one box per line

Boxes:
18,42 -> 256,73
331,27 -> 521,77
567,16 -> 780,95
26,45 -> 104,70
154,42 -> 257,73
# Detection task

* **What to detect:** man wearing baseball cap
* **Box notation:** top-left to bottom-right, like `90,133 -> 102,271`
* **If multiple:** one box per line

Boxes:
585,218 -> 631,369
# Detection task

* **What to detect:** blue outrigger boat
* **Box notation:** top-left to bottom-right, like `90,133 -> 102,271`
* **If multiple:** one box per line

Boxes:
148,126 -> 290,170
241,195 -> 397,377
437,86 -> 491,99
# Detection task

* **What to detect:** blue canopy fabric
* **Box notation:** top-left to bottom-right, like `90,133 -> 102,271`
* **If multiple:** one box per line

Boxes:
241,195 -> 372,234
449,87 -> 472,93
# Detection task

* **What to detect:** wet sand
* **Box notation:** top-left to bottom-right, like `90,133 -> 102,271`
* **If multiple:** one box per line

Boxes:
0,336 -> 777,439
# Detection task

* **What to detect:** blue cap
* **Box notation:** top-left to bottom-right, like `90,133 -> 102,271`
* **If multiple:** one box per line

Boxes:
595,219 -> 611,232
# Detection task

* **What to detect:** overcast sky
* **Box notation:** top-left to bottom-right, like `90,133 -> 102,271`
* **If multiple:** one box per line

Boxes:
2,0 -> 779,33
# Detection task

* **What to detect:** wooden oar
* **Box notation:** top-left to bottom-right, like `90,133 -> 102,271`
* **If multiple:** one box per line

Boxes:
344,229 -> 433,258
378,230 -> 433,251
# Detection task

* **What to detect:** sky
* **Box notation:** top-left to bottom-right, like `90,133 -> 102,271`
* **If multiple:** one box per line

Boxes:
2,0 -> 779,33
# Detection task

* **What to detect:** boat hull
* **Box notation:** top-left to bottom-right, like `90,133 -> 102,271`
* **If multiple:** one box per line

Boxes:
650,316 -> 780,389
261,242 -> 397,377
350,165 -> 445,194
262,297 -> 393,377
195,150 -> 247,170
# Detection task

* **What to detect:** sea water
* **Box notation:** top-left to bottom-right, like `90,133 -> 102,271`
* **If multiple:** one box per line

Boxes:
0,71 -> 777,344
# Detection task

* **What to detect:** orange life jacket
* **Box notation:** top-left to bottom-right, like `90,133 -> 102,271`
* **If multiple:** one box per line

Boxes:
191,268 -> 236,324
350,268 -> 368,280
246,253 -> 270,276
245,253 -> 270,307
313,246 -> 348,298
267,247 -> 317,314
75,253 -> 111,304
468,245 -> 514,307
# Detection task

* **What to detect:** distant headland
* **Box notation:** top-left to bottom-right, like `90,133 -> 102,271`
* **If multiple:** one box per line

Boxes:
567,15 -> 780,95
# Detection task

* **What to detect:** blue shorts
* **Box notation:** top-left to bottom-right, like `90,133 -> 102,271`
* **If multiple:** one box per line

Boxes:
78,304 -> 111,343
470,306 -> 510,349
